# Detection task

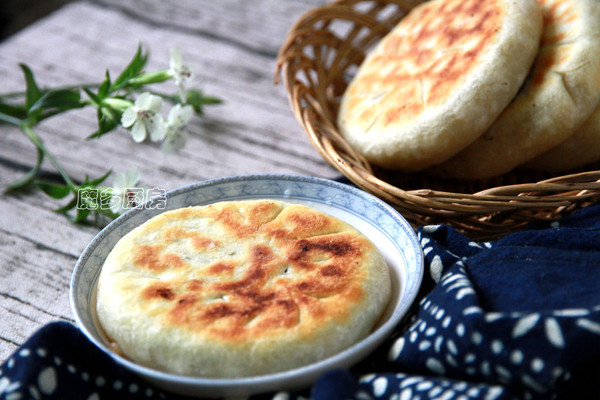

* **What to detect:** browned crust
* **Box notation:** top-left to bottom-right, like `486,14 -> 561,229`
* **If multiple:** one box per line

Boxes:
345,0 -> 503,126
129,201 -> 373,343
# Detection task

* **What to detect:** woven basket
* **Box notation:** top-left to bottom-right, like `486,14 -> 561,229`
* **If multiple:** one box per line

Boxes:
275,0 -> 600,240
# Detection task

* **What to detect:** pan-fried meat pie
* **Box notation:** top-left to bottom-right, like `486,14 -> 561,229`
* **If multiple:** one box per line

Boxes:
338,0 -> 542,171
433,0 -> 600,179
96,200 -> 391,378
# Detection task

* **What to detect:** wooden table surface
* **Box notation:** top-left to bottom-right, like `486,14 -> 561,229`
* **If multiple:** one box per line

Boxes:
0,0 -> 337,361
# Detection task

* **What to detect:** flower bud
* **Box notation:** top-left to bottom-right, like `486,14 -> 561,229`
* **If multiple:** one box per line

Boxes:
102,98 -> 133,113
128,70 -> 172,86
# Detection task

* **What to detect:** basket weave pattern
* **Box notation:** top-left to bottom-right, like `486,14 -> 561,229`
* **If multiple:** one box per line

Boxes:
275,0 -> 600,239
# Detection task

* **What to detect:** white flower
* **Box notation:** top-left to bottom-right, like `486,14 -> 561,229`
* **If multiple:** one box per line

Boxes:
169,47 -> 193,102
121,92 -> 166,142
109,167 -> 143,215
162,104 -> 194,155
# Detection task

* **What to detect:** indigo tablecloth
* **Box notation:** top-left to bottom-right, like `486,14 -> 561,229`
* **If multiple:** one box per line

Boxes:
2,203 -> 600,400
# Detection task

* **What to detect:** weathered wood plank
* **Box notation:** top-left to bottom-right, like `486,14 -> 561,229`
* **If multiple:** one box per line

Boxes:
0,190 -> 98,257
90,0 -> 327,56
0,231 -> 75,360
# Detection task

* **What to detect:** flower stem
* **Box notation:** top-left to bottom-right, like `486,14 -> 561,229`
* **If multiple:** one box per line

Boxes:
20,121 -> 77,190
0,112 -> 22,126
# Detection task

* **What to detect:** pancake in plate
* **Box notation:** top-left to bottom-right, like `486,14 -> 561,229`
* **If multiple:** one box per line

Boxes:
96,200 -> 391,378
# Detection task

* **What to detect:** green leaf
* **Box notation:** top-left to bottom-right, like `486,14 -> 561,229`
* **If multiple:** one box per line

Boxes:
185,89 -> 223,114
111,45 -> 148,91
54,197 -> 92,224
19,63 -> 44,111
88,169 -> 112,186
34,180 -> 71,199
86,130 -> 104,140
98,70 -> 112,98
83,87 -> 101,105
4,147 -> 44,192
53,197 -> 78,214
30,89 -> 83,114
0,101 -> 27,122
56,188 -> 100,223
72,207 -> 91,223
87,107 -> 119,139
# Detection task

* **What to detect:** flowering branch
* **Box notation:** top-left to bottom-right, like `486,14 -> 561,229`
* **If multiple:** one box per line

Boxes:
0,44 -> 222,226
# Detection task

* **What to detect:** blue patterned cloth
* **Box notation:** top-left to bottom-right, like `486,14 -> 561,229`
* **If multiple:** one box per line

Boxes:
2,203 -> 600,400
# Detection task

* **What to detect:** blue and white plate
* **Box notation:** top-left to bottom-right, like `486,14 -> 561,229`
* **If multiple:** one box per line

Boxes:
70,174 -> 424,398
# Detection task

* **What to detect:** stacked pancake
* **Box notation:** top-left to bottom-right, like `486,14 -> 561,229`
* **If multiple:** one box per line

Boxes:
96,200 -> 391,377
338,0 -> 600,179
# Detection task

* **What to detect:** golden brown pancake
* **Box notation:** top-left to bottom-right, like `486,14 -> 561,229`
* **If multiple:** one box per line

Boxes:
96,200 -> 391,378
432,0 -> 600,179
525,104 -> 600,172
338,0 -> 542,171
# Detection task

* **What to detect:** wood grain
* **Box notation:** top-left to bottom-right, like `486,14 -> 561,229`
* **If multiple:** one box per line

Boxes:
0,0 -> 331,360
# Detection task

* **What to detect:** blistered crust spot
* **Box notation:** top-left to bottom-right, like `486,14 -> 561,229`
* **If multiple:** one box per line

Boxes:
541,0 -> 576,28
529,0 -> 578,88
212,201 -> 283,238
142,283 -> 176,301
164,227 -> 220,250
186,279 -> 203,291
349,0 -> 503,126
208,262 -> 235,275
283,211 -> 334,238
133,245 -> 186,271
134,203 -> 372,343
133,224 -> 222,272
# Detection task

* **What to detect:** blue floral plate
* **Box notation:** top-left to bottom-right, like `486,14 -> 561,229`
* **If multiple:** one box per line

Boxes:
70,174 -> 424,398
